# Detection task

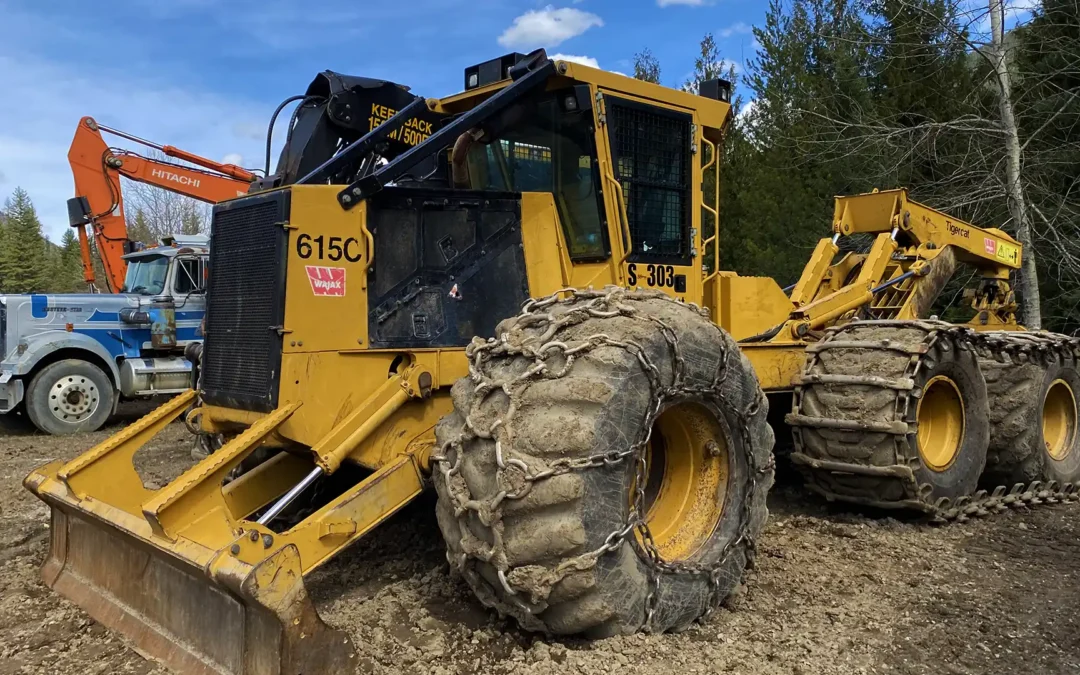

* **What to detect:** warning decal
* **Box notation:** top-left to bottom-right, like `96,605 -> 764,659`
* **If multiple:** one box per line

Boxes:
305,266 -> 346,297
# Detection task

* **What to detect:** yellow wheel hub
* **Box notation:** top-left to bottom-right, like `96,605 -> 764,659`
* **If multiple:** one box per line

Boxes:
917,376 -> 965,472
1043,379 -> 1077,461
635,402 -> 729,562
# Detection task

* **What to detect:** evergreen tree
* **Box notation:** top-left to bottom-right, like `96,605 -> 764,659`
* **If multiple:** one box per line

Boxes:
0,188 -> 48,293
632,48 -> 662,84
127,207 -> 154,246
0,207 -> 8,292
179,206 -> 203,235
728,0 -> 866,282
58,229 -> 87,292
1014,0 -> 1080,333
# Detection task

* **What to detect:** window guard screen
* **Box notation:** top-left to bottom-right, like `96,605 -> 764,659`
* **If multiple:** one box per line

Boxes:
607,97 -> 692,264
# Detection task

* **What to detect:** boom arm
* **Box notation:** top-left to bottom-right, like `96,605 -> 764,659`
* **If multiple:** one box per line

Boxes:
832,189 -> 1021,272
67,116 -> 256,292
780,189 -> 1023,338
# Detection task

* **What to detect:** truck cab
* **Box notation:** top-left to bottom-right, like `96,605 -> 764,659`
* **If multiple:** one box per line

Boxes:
0,234 -> 207,434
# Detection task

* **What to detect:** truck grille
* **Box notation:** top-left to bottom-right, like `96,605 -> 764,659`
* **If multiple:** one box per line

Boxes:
201,190 -> 290,412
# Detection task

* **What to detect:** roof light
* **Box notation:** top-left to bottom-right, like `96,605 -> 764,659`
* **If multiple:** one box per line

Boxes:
698,78 -> 732,103
464,52 -> 527,90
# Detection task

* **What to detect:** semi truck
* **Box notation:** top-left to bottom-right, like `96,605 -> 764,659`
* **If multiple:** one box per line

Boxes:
0,234 -> 207,434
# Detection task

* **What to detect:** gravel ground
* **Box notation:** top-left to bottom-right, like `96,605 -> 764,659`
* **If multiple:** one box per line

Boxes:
2,408 -> 1079,674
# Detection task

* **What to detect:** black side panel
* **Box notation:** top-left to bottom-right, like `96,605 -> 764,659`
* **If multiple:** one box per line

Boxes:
201,190 -> 290,412
367,188 -> 529,348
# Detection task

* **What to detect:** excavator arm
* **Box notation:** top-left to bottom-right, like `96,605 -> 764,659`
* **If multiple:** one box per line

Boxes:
67,117 -> 256,292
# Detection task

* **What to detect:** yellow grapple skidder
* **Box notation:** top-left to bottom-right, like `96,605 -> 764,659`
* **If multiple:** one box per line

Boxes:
25,50 -> 1080,674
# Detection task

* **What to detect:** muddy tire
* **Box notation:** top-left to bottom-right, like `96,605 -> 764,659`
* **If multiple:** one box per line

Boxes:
789,321 -> 989,510
433,288 -> 774,636
25,360 -> 115,435
980,334 -> 1080,485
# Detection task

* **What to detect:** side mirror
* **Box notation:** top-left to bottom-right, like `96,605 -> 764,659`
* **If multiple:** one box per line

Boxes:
67,196 -> 92,227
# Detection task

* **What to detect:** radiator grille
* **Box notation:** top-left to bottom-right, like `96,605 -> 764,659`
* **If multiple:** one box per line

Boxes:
608,98 -> 692,262
201,191 -> 289,412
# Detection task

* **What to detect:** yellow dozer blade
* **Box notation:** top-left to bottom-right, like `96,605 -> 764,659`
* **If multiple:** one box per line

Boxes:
23,389 -> 418,675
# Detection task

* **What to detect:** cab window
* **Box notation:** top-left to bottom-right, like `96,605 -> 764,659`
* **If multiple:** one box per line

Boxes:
121,255 -> 169,295
467,94 -> 609,261
174,258 -> 206,295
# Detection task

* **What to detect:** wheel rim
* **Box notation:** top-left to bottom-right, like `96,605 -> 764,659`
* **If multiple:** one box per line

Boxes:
1043,379 -> 1077,461
635,401 -> 729,562
48,375 -> 100,423
916,376 -> 965,472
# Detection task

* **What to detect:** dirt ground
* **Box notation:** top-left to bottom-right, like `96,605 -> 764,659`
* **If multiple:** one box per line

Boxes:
2,409 -> 1079,675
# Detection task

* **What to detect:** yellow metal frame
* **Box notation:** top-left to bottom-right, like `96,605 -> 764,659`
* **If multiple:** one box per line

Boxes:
916,376 -> 966,472
639,401 -> 730,561
1044,379 -> 1078,461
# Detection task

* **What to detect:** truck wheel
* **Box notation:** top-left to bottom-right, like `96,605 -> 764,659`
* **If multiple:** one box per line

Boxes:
433,288 -> 774,636
26,360 -> 115,435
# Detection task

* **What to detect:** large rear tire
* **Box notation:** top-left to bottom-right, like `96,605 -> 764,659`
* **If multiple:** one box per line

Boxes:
25,360 -> 115,435
980,333 -> 1080,485
789,321 -> 990,511
433,288 -> 774,636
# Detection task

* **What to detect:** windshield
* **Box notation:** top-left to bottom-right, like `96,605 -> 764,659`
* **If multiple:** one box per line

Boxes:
121,255 -> 169,295
465,94 -> 608,260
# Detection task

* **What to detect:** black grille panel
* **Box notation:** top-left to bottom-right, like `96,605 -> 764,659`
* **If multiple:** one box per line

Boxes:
202,191 -> 289,412
608,97 -> 692,263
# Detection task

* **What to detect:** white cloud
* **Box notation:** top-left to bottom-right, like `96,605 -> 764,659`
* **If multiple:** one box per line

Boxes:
497,6 -> 603,51
0,54 -> 269,242
719,21 -> 752,38
657,0 -> 709,6
221,153 -> 244,166
738,98 -> 756,121
551,53 -> 600,69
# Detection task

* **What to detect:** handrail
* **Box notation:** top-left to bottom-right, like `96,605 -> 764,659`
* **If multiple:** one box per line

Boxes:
601,160 -> 633,277
359,217 -> 375,291
700,136 -> 720,284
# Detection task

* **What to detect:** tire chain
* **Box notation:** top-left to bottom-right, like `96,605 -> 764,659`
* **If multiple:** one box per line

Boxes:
432,286 -> 770,632
798,318 -> 1080,524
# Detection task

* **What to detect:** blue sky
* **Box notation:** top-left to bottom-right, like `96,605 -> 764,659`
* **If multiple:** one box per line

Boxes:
0,0 -> 1037,242
0,0 -> 765,240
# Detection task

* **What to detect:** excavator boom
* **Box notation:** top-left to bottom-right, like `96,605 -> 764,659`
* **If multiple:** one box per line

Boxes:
67,117 -> 256,292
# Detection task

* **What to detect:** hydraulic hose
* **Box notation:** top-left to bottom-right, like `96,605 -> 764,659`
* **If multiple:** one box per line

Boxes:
264,95 -> 307,176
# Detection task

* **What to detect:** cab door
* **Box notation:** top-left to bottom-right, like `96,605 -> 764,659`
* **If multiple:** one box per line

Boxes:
594,93 -> 703,303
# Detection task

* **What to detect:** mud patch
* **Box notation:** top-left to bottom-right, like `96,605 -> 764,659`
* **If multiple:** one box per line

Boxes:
3,409 -> 1080,674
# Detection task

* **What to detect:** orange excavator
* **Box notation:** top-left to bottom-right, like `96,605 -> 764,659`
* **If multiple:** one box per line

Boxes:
66,117 -> 258,292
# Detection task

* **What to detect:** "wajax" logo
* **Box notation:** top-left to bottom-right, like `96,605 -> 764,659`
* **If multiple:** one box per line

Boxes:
305,266 -> 346,297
